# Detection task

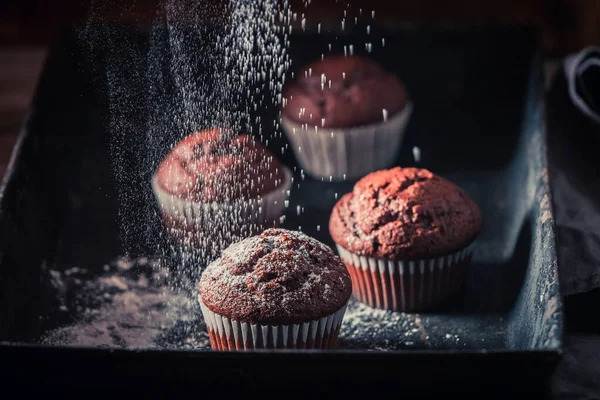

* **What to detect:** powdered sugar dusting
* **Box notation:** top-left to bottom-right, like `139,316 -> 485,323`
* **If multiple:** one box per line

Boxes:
39,256 -> 210,350
199,228 -> 352,324
302,272 -> 323,290
339,299 -> 505,350
37,257 -> 501,351
339,300 -> 423,350
221,228 -> 333,265
323,284 -> 332,300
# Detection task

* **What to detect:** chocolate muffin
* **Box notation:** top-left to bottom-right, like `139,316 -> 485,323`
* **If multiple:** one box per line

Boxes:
283,54 -> 407,128
281,54 -> 413,180
329,167 -> 482,312
152,128 -> 292,258
199,228 -> 352,351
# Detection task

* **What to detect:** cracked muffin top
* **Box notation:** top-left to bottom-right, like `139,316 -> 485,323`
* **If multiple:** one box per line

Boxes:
329,167 -> 482,260
199,228 -> 352,324
281,55 -> 408,128
155,128 -> 286,203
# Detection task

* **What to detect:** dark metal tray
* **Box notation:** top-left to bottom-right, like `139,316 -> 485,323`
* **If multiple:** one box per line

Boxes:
0,22 -> 562,395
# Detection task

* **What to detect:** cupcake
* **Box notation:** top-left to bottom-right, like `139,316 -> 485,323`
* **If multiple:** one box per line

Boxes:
281,54 -> 413,181
152,128 -> 292,258
198,228 -> 352,351
329,167 -> 482,312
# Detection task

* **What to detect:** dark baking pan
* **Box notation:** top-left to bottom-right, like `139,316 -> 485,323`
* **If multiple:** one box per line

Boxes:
0,21 -> 562,396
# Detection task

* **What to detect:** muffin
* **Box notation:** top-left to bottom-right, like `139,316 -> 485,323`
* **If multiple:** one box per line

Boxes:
199,228 -> 352,351
281,54 -> 413,181
329,167 -> 482,312
152,128 -> 292,258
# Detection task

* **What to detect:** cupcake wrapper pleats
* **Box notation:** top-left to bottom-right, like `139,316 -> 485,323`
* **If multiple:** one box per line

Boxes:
336,242 -> 475,312
199,299 -> 348,351
151,167 -> 292,238
282,102 -> 413,181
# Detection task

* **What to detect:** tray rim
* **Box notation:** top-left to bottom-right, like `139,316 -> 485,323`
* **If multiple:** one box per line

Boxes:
0,339 -> 562,357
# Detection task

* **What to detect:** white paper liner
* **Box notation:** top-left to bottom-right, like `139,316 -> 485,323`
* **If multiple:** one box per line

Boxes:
281,102 -> 413,181
336,241 -> 475,312
151,167 -> 292,238
199,299 -> 348,351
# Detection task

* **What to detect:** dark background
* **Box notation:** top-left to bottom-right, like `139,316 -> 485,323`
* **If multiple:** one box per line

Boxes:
0,0 -> 598,53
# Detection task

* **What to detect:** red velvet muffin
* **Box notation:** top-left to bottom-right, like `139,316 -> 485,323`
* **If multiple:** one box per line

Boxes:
152,128 -> 292,258
329,167 -> 482,312
281,54 -> 413,180
199,228 -> 352,351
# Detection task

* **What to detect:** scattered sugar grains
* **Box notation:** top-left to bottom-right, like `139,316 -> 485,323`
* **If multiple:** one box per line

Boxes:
40,257 -> 429,351
339,301 -> 424,350
39,256 -> 211,350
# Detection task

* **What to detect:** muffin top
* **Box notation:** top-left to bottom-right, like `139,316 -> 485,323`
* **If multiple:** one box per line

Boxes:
199,228 -> 352,324
155,128 -> 286,202
282,54 -> 408,128
329,167 -> 482,260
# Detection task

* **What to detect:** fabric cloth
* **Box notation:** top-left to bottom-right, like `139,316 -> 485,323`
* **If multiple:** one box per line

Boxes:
547,47 -> 600,399
552,335 -> 600,400
564,47 -> 600,125
548,48 -> 600,296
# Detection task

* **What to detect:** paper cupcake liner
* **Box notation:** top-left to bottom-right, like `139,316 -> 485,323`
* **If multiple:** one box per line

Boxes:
281,102 -> 413,181
199,300 -> 348,351
336,242 -> 475,312
151,167 -> 292,244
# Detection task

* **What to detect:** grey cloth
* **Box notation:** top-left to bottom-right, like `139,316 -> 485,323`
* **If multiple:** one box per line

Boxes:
552,335 -> 600,400
547,48 -> 600,399
548,48 -> 600,296
552,169 -> 600,296
564,47 -> 600,125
